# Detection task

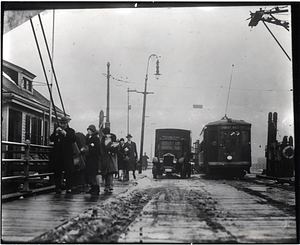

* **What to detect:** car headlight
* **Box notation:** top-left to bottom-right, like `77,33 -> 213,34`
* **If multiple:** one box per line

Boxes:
227,155 -> 233,161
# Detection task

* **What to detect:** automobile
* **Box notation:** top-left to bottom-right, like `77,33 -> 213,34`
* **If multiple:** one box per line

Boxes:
152,128 -> 192,179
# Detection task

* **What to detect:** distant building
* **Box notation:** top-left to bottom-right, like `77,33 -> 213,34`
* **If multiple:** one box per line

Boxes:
2,60 -> 65,147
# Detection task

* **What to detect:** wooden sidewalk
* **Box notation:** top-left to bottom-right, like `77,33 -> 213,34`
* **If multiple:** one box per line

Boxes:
1,180 -> 137,243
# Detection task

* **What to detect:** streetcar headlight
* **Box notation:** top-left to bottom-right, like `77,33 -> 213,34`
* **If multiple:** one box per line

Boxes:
227,155 -> 233,161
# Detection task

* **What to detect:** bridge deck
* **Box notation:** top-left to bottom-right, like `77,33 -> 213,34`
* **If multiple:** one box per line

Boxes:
2,180 -> 136,243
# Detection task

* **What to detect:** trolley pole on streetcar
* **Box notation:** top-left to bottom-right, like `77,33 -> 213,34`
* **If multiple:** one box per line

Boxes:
138,54 -> 161,174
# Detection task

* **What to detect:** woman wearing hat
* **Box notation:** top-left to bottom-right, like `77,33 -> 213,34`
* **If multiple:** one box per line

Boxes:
81,124 -> 101,195
100,127 -> 118,193
49,116 -> 76,194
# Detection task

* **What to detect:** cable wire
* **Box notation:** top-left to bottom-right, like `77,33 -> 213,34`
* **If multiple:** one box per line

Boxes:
225,64 -> 234,115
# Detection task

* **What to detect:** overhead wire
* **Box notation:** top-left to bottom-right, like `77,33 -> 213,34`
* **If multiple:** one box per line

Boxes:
30,18 -> 58,121
225,64 -> 234,115
38,13 -> 67,116
262,21 -> 291,61
106,73 -> 292,92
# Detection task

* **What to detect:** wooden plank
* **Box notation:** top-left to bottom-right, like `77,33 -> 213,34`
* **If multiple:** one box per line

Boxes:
1,181 -> 137,243
2,228 -> 50,235
2,220 -> 67,227
214,219 -> 296,224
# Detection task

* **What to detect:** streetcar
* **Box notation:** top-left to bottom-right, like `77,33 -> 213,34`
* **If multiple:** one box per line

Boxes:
152,128 -> 192,179
196,115 -> 251,178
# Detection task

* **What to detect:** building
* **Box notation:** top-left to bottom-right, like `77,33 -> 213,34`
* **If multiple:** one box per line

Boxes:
2,60 -> 65,147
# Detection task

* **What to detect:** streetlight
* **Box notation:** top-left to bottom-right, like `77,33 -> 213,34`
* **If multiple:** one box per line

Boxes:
139,54 -> 161,174
127,87 -> 137,135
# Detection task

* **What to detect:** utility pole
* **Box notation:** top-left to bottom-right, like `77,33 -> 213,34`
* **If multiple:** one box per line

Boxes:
127,88 -> 137,135
247,6 -> 290,61
49,10 -> 55,142
106,62 -> 110,128
138,88 -> 154,173
139,54 -> 160,174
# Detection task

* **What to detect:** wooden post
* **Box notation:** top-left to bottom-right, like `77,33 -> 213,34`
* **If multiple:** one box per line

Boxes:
266,112 -> 277,176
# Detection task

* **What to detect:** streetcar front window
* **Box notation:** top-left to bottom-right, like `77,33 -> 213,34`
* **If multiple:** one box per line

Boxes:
241,130 -> 250,145
220,130 -> 240,147
209,131 -> 217,146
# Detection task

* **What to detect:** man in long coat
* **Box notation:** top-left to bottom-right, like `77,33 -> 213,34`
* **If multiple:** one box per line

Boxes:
49,116 -> 76,193
117,138 -> 129,181
124,134 -> 138,180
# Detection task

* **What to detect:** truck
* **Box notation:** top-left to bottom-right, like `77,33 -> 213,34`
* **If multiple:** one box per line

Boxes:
152,128 -> 192,179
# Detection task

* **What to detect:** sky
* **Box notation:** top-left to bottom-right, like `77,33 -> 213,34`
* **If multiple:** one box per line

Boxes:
3,4 -> 293,161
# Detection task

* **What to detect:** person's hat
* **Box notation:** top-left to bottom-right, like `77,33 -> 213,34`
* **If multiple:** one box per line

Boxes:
60,116 -> 71,123
87,124 -> 97,133
102,127 -> 110,135
126,134 -> 133,138
120,138 -> 125,142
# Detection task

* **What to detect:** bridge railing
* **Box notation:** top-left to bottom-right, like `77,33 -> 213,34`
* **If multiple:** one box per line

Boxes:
2,140 -> 54,195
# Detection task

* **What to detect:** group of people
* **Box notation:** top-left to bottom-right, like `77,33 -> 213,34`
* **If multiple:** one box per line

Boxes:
117,135 -> 138,181
49,116 -> 140,195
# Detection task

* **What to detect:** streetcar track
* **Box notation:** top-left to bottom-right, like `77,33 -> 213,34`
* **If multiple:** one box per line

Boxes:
219,177 -> 296,216
232,183 -> 295,215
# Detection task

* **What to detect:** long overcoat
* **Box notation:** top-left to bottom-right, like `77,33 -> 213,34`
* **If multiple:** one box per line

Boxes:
124,141 -> 138,171
118,143 -> 128,170
100,133 -> 118,176
49,127 -> 76,173
85,132 -> 101,175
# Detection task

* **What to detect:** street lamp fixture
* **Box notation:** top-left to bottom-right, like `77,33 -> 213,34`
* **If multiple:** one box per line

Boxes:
139,54 -> 161,174
155,59 -> 161,79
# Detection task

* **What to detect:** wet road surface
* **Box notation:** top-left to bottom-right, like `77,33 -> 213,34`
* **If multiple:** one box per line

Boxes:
119,174 -> 296,243
3,169 -> 296,243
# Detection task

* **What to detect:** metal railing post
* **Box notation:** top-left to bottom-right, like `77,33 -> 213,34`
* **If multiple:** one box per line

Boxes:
23,140 -> 31,192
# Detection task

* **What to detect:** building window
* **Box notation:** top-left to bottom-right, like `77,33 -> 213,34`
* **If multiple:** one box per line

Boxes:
25,115 -> 31,141
31,117 -> 44,145
44,120 -> 49,145
28,80 -> 33,92
23,78 -> 33,92
26,115 -> 49,145
37,118 -> 42,145
31,117 -> 38,144
23,78 -> 27,89
8,109 -> 22,159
